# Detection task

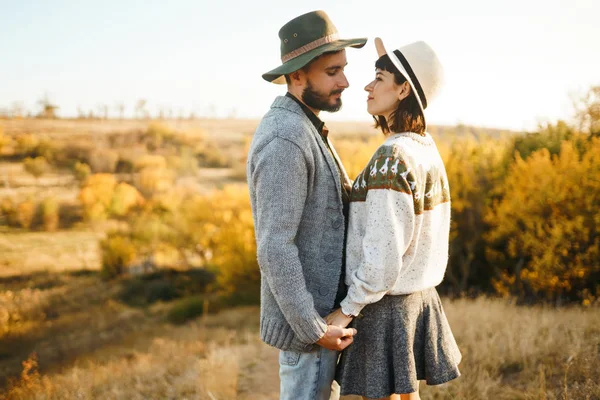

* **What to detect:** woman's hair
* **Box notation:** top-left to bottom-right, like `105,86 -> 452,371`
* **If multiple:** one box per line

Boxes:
374,55 -> 425,135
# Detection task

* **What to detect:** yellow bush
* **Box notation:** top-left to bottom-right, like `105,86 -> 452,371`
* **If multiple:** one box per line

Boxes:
23,156 -> 48,179
333,135 -> 382,180
196,141 -> 231,168
15,133 -> 39,156
167,147 -> 198,177
72,161 -> 91,183
78,174 -> 145,221
135,167 -> 174,197
485,138 -> 600,301
440,137 -> 508,292
78,174 -> 117,221
0,197 -> 17,226
109,182 -> 145,216
133,154 -> 167,171
0,126 -> 10,152
178,186 -> 259,300
41,197 -> 59,231
100,235 -> 137,279
16,199 -> 36,229
145,122 -> 175,151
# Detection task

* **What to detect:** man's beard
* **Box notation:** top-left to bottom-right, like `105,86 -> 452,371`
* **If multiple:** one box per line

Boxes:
302,80 -> 343,113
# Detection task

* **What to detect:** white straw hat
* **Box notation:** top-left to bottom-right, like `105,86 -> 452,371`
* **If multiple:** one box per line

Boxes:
374,37 -> 444,129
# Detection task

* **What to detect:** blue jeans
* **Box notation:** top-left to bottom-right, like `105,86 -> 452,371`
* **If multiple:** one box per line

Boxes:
279,346 -> 340,400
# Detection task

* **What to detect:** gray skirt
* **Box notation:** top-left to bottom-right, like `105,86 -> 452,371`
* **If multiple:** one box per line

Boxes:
336,287 -> 462,398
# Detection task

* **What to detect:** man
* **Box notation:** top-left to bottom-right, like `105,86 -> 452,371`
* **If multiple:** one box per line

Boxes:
246,10 -> 367,400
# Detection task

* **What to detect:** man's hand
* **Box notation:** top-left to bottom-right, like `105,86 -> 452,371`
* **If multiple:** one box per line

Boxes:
325,308 -> 353,328
316,325 -> 357,351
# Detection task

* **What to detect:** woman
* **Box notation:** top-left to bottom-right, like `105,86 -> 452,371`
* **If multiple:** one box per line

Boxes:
326,38 -> 462,400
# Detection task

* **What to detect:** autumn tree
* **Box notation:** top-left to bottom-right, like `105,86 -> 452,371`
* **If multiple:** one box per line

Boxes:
439,137 -> 507,294
78,174 -> 144,221
485,139 -> 600,303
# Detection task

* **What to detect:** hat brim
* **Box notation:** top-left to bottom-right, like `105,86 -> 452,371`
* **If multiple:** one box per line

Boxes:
374,37 -> 427,129
262,38 -> 367,84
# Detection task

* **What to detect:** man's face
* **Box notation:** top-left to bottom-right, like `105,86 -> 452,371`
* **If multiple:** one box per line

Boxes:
300,50 -> 349,112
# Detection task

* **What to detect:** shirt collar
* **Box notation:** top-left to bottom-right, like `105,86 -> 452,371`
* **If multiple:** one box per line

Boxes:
285,92 -> 327,137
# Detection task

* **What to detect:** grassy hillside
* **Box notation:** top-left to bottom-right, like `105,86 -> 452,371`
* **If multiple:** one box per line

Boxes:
0,265 -> 598,399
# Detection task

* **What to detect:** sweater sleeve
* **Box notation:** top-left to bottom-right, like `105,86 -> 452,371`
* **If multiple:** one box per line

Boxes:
250,136 -> 327,344
340,185 -> 415,317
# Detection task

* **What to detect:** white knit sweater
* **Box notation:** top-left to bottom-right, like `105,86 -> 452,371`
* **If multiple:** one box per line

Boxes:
340,132 -> 451,317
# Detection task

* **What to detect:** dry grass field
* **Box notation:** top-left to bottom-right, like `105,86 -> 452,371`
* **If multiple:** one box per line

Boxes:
0,265 -> 598,399
1,118 -> 598,399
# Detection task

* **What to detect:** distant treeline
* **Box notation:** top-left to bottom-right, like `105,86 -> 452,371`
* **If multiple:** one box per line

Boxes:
0,95 -> 226,120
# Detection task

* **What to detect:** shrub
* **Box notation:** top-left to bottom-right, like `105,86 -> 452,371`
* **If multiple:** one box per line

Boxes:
72,161 -> 91,183
88,149 -> 119,173
16,199 -> 36,229
196,141 -> 231,168
100,235 -> 136,279
40,197 -> 59,231
117,268 -> 215,307
33,139 -> 56,162
485,139 -> 600,303
133,154 -> 167,171
109,182 -> 145,217
167,295 -> 206,324
173,268 -> 215,296
115,158 -> 135,173
54,143 -> 92,168
134,167 -> 174,198
145,123 -> 175,151
14,134 -> 39,157
0,197 -> 17,226
177,186 -> 260,299
118,279 -> 177,307
334,135 -> 381,179
0,126 -> 10,152
167,147 -> 198,177
78,174 -> 117,221
23,156 -> 48,180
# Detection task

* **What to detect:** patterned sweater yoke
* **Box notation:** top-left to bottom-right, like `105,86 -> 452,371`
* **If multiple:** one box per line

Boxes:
340,132 -> 452,317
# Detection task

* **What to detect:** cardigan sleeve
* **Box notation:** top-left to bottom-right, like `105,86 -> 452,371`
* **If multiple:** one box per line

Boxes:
340,183 -> 416,317
250,136 -> 328,344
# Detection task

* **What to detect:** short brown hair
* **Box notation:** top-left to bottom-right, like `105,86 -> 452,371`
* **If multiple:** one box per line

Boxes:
373,55 -> 425,135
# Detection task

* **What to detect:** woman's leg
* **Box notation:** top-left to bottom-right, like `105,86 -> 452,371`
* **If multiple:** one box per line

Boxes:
361,395 -> 401,400
399,391 -> 420,400
360,389 -> 419,400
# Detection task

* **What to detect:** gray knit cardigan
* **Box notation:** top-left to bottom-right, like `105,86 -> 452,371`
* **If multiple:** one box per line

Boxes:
247,96 -> 347,352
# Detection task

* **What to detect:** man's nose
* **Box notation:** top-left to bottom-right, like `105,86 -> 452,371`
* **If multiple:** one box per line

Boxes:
339,72 -> 349,89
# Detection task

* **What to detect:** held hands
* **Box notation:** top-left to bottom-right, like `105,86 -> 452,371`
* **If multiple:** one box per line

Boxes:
325,308 -> 354,328
316,324 -> 357,351
315,308 -> 356,351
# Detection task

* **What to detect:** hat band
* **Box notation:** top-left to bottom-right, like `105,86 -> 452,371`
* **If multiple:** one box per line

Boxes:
392,50 -> 428,109
281,33 -> 340,63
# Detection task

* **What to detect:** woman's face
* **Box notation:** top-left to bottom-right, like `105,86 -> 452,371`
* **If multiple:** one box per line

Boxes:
364,68 -> 407,121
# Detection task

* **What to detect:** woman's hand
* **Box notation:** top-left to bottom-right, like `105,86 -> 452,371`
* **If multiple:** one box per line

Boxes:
325,308 -> 353,328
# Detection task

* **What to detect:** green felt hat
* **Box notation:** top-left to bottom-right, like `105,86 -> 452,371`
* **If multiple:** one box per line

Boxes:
263,10 -> 367,84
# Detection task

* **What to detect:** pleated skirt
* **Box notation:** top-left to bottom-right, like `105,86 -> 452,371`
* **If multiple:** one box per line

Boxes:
336,287 -> 462,398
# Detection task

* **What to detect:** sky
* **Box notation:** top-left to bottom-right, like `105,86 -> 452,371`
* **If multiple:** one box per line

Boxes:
1,0 -> 599,131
